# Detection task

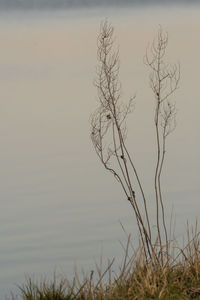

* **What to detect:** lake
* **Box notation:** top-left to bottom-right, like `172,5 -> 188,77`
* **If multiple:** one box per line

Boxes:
0,4 -> 199,298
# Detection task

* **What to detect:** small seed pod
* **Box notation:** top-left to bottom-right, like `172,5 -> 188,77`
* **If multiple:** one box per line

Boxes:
106,114 -> 111,120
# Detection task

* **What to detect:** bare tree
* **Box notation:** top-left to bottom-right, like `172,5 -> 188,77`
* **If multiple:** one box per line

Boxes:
90,21 -> 180,266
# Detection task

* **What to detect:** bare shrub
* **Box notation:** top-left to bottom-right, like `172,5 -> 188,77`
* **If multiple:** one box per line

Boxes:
90,21 -> 180,266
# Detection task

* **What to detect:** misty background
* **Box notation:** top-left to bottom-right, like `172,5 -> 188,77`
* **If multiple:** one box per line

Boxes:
0,0 -> 199,11
0,1 -> 199,299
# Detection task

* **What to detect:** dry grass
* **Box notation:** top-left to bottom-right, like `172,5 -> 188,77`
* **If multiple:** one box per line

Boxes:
9,223 -> 200,300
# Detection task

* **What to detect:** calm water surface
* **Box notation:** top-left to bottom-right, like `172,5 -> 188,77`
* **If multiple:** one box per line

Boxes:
0,5 -> 199,298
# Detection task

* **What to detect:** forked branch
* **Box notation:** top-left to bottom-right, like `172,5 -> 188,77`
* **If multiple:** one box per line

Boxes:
91,21 -> 153,261
145,27 -> 180,263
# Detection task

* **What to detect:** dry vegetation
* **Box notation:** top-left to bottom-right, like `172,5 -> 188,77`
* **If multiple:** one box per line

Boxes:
10,21 -> 200,300
10,226 -> 200,299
